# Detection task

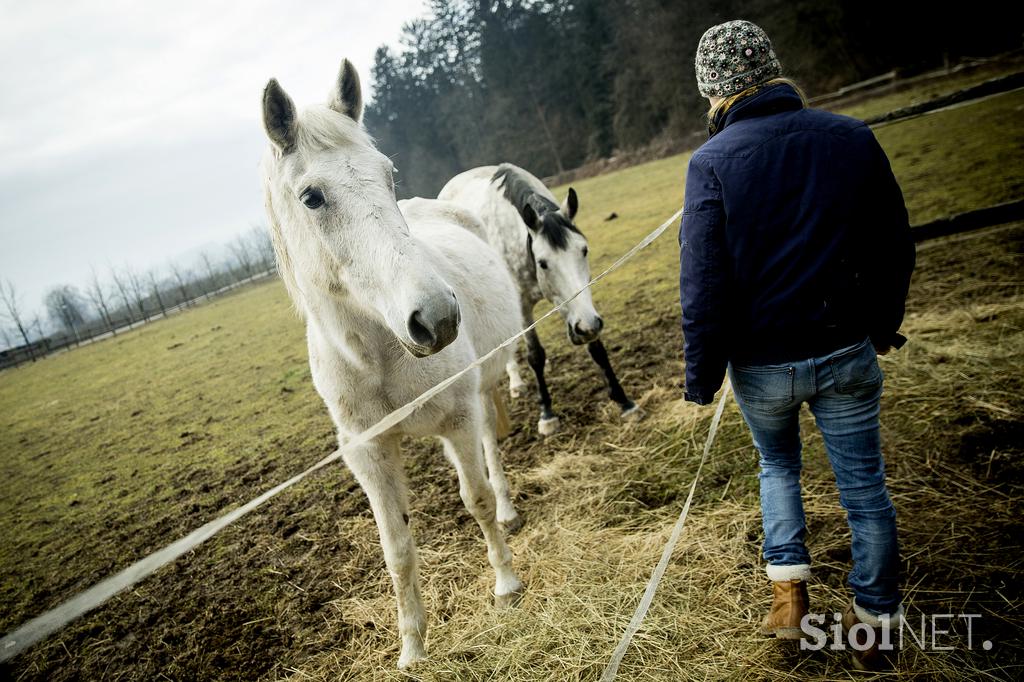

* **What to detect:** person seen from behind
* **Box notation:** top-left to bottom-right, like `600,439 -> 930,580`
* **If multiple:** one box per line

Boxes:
678,19 -> 916,671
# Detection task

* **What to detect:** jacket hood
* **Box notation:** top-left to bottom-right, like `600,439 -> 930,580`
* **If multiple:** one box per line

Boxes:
710,83 -> 804,137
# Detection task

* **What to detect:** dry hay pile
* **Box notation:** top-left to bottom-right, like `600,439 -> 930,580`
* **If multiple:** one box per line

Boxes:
275,225 -> 1023,681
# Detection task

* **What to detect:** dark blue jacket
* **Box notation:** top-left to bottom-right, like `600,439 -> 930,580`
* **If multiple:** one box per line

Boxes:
679,83 -> 915,405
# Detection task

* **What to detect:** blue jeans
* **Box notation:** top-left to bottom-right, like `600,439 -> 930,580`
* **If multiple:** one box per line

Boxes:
729,338 -> 901,616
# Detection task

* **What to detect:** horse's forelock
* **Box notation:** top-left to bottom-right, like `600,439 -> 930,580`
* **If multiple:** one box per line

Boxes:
539,212 -> 582,250
295,105 -> 374,154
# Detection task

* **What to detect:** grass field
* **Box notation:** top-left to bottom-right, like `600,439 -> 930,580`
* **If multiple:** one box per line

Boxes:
1,80 -> 1023,680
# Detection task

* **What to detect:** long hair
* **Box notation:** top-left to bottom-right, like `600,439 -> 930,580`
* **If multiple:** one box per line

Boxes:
706,77 -> 808,134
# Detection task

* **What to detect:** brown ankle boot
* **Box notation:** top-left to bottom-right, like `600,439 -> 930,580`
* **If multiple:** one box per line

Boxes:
760,579 -> 809,639
841,602 -> 900,671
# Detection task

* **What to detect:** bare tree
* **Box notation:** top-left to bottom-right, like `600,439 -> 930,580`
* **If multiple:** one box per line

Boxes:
147,269 -> 167,317
124,265 -> 149,322
28,315 -> 44,347
109,264 -> 136,326
84,266 -> 116,336
227,234 -> 255,281
168,260 -> 193,308
44,285 -> 87,344
248,223 -> 276,272
199,251 -> 220,300
0,279 -> 35,359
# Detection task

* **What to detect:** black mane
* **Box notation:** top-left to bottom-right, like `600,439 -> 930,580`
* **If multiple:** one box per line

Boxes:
491,163 -> 581,249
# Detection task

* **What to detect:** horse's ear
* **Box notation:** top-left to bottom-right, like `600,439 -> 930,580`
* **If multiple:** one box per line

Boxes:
561,187 -> 578,220
262,78 -> 297,152
329,58 -> 363,122
521,204 -> 541,233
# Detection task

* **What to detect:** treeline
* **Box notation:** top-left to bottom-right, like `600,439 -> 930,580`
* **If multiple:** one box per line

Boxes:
366,0 -> 1021,198
0,227 -> 275,368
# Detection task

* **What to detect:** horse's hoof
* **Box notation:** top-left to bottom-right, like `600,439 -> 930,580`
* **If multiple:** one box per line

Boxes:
620,403 -> 644,421
501,513 -> 524,535
495,583 -> 526,609
397,644 -> 427,670
538,416 -> 560,436
509,383 -> 526,399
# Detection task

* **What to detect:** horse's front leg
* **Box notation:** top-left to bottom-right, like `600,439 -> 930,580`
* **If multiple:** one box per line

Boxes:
441,420 -> 524,607
587,339 -> 642,419
480,391 -> 522,533
343,437 -> 426,669
525,328 -> 559,435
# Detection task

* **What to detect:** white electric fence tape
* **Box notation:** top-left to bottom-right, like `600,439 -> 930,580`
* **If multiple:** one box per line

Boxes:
600,383 -> 731,681
0,207 -> 684,662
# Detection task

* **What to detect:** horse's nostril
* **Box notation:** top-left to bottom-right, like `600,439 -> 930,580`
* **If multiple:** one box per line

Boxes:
435,310 -> 459,348
408,310 -> 435,348
594,316 -> 604,333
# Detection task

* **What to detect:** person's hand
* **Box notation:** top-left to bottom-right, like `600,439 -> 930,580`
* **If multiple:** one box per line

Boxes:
684,391 -> 713,406
875,344 -> 892,356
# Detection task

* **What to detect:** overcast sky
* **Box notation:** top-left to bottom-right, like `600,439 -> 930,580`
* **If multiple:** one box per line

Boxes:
0,0 -> 425,326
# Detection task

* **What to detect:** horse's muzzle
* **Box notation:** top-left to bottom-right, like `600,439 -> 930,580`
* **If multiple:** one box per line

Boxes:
404,291 -> 461,356
567,316 -> 603,345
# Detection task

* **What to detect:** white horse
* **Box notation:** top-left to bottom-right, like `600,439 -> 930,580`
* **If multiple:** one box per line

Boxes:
439,164 -> 641,435
260,59 -> 524,669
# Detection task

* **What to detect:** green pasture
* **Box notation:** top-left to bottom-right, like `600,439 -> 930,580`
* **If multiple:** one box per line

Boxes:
1,79 -> 1022,680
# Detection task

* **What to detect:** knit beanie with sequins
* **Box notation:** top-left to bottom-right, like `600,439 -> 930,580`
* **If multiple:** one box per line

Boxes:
695,20 -> 781,98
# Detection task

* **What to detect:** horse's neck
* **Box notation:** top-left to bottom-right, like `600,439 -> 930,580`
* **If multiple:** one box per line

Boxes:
475,194 -> 538,306
299,283 -> 396,370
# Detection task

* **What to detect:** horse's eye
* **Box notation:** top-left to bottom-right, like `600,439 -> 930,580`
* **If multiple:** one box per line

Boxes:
538,259 -> 548,270
582,246 -> 589,257
300,188 -> 325,209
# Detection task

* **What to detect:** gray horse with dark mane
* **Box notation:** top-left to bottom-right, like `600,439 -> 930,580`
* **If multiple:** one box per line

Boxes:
440,163 -> 641,435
